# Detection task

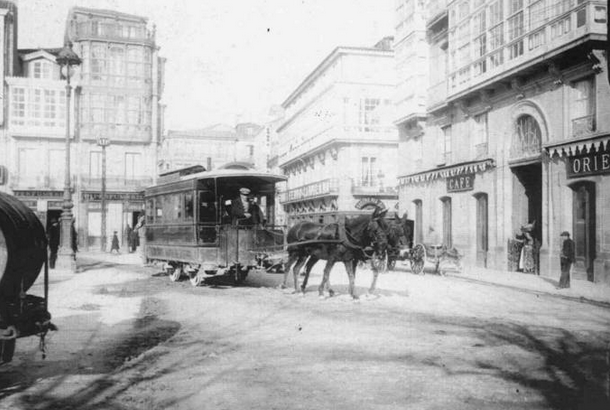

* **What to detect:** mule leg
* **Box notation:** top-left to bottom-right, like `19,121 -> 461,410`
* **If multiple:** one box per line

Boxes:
300,256 -> 318,293
281,252 -> 297,289
344,259 -> 359,300
318,260 -> 335,298
368,266 -> 380,295
291,256 -> 308,293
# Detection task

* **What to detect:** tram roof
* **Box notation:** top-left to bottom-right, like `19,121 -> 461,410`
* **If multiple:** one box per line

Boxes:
152,167 -> 287,188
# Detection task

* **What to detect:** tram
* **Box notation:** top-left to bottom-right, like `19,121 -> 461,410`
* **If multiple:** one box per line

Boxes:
143,164 -> 287,286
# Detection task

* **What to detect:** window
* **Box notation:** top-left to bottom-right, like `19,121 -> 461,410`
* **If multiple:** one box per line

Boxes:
513,115 -> 542,157
438,125 -> 452,165
489,0 -> 503,25
441,197 -> 452,248
11,87 -> 25,125
508,12 -> 524,41
528,0 -> 547,30
125,153 -> 141,180
475,193 -> 489,267
90,151 -> 102,178
473,113 -> 488,155
32,60 -> 53,79
358,98 -> 381,131
489,24 -> 504,50
361,157 -> 377,187
29,89 -> 42,126
571,77 -> 596,137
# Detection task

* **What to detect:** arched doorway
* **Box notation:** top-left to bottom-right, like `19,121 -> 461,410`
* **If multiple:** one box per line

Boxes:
510,114 -> 543,245
571,181 -> 596,282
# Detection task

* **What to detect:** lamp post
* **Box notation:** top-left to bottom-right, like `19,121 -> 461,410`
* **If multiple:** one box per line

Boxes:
97,137 -> 110,251
55,42 -> 81,270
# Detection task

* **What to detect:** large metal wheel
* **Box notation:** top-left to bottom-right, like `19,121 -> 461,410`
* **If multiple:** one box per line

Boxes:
410,244 -> 426,275
188,270 -> 201,287
168,265 -> 181,282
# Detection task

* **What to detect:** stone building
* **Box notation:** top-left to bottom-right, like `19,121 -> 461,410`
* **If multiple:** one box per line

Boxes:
277,38 -> 399,225
396,0 -> 610,284
0,5 -> 165,250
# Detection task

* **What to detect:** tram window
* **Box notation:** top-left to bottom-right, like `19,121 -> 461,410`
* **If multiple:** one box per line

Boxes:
175,194 -> 184,220
155,197 -> 163,222
185,192 -> 194,221
146,199 -> 154,224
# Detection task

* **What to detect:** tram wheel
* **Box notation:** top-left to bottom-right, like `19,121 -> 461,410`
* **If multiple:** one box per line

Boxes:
189,273 -> 202,287
168,266 -> 181,282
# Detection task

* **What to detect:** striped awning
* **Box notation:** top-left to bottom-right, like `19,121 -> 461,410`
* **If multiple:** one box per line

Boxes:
399,158 -> 495,186
544,135 -> 610,158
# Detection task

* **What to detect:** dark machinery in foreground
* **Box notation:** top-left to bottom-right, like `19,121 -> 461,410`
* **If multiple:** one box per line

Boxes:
0,192 -> 55,364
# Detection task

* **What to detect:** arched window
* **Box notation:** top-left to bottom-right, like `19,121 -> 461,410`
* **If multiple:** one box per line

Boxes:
511,114 -> 542,158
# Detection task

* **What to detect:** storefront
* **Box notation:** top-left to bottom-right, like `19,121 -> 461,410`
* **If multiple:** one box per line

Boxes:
79,191 -> 144,250
545,135 -> 610,285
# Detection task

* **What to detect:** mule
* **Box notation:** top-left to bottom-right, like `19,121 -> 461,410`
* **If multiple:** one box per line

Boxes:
280,207 -> 388,299
385,212 -> 413,271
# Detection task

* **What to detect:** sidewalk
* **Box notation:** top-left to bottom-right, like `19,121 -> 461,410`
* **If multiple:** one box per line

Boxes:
446,266 -> 610,307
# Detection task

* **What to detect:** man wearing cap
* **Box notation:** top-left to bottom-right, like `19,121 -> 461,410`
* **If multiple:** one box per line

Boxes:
232,187 -> 259,226
558,231 -> 575,289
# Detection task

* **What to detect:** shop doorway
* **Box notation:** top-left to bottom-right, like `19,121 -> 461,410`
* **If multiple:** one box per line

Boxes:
511,163 -> 542,241
510,162 -> 542,274
571,182 -> 596,282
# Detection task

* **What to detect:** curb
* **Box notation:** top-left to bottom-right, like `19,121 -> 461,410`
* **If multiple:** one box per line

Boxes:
446,273 -> 610,309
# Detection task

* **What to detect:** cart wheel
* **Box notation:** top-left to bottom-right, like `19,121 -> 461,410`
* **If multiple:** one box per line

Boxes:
410,244 -> 426,275
168,265 -> 181,282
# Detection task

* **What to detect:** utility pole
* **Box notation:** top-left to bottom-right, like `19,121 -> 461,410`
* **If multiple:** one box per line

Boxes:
97,137 -> 110,251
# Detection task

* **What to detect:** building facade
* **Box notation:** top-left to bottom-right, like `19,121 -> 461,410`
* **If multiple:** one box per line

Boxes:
0,5 -> 165,250
396,0 -> 610,284
278,38 -> 399,225
159,123 -> 260,174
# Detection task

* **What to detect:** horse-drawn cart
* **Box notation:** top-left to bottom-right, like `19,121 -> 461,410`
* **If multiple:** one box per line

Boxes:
395,243 -> 463,275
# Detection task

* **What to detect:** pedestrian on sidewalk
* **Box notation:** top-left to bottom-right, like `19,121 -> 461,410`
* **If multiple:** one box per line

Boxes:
110,231 -> 121,254
558,231 -> 575,289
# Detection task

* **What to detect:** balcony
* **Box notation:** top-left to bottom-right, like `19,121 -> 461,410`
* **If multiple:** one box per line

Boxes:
281,178 -> 339,204
572,115 -> 596,138
447,1 -> 607,100
73,21 -> 154,44
10,174 -> 79,191
427,0 -> 448,28
351,182 -> 397,197
81,175 -> 153,190
279,124 -> 397,167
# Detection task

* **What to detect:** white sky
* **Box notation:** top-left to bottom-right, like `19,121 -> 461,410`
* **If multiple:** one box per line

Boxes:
18,0 -> 395,130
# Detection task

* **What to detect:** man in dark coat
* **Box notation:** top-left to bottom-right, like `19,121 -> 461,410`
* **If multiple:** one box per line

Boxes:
558,231 -> 575,289
231,187 -> 264,226
48,218 -> 60,269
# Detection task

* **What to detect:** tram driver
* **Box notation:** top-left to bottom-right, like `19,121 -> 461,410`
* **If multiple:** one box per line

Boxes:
231,187 -> 265,226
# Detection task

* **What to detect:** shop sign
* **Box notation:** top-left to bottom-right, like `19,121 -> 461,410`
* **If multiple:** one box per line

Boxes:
355,197 -> 386,210
567,151 -> 610,178
82,192 -> 144,201
447,173 -> 475,192
13,190 -> 63,198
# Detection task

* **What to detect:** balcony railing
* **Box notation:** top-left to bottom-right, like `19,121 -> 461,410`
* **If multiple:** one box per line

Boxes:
81,175 -> 153,190
446,2 -> 606,98
351,183 -> 397,196
571,115 -> 596,138
281,178 -> 339,203
10,175 -> 76,190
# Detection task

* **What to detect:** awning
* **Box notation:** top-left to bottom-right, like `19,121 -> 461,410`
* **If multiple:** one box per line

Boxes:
544,134 -> 610,158
399,158 -> 495,186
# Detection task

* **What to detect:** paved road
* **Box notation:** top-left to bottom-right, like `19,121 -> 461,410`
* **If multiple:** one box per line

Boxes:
1,257 -> 609,410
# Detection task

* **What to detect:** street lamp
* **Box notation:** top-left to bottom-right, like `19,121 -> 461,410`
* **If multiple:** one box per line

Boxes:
55,42 -> 81,270
97,137 -> 110,251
